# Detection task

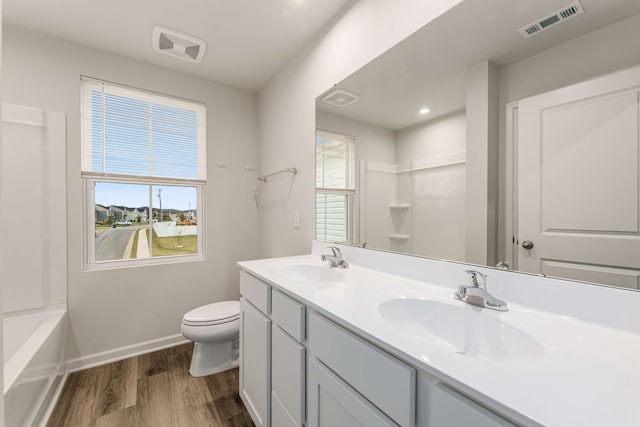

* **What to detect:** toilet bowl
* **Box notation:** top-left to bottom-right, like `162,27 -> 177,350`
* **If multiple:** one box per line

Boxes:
181,301 -> 240,377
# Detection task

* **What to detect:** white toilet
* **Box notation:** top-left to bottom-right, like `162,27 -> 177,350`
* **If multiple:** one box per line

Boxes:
181,300 -> 240,377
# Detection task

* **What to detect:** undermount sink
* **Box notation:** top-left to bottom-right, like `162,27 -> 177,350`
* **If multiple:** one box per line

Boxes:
271,260 -> 346,283
379,298 -> 545,362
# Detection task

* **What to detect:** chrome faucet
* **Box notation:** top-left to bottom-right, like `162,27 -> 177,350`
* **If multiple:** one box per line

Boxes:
321,246 -> 349,268
495,260 -> 510,270
454,270 -> 508,311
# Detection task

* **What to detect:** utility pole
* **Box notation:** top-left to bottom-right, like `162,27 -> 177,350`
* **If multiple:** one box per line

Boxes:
157,189 -> 163,222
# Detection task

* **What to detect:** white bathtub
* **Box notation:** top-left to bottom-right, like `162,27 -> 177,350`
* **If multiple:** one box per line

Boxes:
4,305 -> 67,427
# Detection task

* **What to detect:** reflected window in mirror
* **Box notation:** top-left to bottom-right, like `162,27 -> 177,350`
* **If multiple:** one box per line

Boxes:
315,130 -> 356,243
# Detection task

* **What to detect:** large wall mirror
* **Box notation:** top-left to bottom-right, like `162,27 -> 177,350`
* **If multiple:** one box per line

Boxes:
315,0 -> 640,291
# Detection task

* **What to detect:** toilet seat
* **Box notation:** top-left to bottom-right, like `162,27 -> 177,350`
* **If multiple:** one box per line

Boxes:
182,301 -> 240,327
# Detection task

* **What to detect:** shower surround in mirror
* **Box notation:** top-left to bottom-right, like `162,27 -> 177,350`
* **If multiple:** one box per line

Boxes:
317,109 -> 467,262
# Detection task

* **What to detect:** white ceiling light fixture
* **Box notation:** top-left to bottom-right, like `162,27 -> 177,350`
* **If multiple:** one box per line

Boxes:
152,26 -> 207,63
419,107 -> 430,115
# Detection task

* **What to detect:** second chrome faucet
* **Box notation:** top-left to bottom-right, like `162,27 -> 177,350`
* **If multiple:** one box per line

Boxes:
321,246 -> 349,268
454,270 -> 508,311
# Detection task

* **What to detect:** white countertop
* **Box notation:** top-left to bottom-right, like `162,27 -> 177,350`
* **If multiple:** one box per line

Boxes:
238,250 -> 640,427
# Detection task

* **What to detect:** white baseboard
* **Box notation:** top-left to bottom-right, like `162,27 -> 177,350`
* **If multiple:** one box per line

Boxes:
38,371 -> 68,427
65,334 -> 190,373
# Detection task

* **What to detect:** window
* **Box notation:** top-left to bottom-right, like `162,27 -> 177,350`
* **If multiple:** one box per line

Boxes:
315,129 -> 356,243
81,77 -> 206,269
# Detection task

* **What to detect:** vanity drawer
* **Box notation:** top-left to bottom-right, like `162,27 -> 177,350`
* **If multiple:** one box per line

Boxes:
308,311 -> 415,427
240,271 -> 271,315
272,289 -> 306,342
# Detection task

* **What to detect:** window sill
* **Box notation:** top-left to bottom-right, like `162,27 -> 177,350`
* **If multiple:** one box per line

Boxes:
82,253 -> 206,272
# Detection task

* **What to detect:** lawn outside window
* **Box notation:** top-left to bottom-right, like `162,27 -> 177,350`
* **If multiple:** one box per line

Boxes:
81,77 -> 206,270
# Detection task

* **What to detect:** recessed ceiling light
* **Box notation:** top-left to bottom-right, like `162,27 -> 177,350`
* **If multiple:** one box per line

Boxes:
419,108 -> 430,115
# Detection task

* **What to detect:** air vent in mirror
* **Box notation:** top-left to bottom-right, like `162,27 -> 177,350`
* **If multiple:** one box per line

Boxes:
321,89 -> 360,107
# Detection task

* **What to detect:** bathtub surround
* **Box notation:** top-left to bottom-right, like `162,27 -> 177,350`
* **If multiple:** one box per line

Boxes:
4,306 -> 67,427
2,26 -> 259,366
0,104 -> 67,313
1,104 -> 68,427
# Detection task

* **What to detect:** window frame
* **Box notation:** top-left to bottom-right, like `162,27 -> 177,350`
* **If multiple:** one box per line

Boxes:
315,129 -> 358,244
81,77 -> 207,271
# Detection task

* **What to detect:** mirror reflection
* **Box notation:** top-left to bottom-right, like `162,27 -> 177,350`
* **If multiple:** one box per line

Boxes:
316,0 -> 640,290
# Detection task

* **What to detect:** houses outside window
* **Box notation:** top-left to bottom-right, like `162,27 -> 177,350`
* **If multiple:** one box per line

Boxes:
315,129 -> 356,244
81,77 -> 206,270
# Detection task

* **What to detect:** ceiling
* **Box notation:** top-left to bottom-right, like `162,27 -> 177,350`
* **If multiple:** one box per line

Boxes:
317,0 -> 640,130
3,0 -> 351,92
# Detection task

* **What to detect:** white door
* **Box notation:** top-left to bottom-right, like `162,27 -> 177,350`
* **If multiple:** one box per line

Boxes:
517,65 -> 640,290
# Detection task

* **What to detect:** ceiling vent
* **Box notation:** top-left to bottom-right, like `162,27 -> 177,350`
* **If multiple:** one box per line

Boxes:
152,26 -> 207,63
321,88 -> 360,107
518,1 -> 584,39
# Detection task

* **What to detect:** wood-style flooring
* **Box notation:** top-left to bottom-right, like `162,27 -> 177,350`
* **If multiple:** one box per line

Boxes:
47,343 -> 254,427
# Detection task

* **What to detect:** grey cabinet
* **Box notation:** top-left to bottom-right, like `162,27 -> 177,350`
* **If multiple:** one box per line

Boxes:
271,289 -> 306,426
272,324 -> 305,424
308,311 -> 415,427
239,269 -> 518,427
239,275 -> 306,427
308,357 -> 397,427
429,383 -> 516,427
239,272 -> 272,427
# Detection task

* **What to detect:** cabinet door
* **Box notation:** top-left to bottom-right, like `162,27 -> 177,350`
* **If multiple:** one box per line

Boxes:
272,391 -> 299,427
308,357 -> 397,427
429,384 -> 516,427
309,311 -> 414,427
272,325 -> 305,425
240,297 -> 271,427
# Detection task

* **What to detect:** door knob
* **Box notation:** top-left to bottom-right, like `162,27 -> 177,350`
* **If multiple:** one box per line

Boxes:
522,240 -> 534,249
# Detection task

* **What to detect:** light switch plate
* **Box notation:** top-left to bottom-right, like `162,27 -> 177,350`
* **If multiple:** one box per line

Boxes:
293,210 -> 300,228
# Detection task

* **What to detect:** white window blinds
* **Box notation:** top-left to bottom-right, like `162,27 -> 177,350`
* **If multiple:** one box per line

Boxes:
316,130 -> 355,190
81,78 -> 206,180
316,130 -> 355,243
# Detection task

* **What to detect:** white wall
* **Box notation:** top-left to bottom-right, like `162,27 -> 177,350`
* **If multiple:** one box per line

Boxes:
2,26 -> 259,362
395,110 -> 466,163
465,61 -> 498,266
257,0 -> 463,258
316,110 -> 395,163
497,13 -> 640,262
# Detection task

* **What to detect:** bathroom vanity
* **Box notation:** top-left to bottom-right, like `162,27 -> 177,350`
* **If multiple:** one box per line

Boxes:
238,242 -> 640,427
